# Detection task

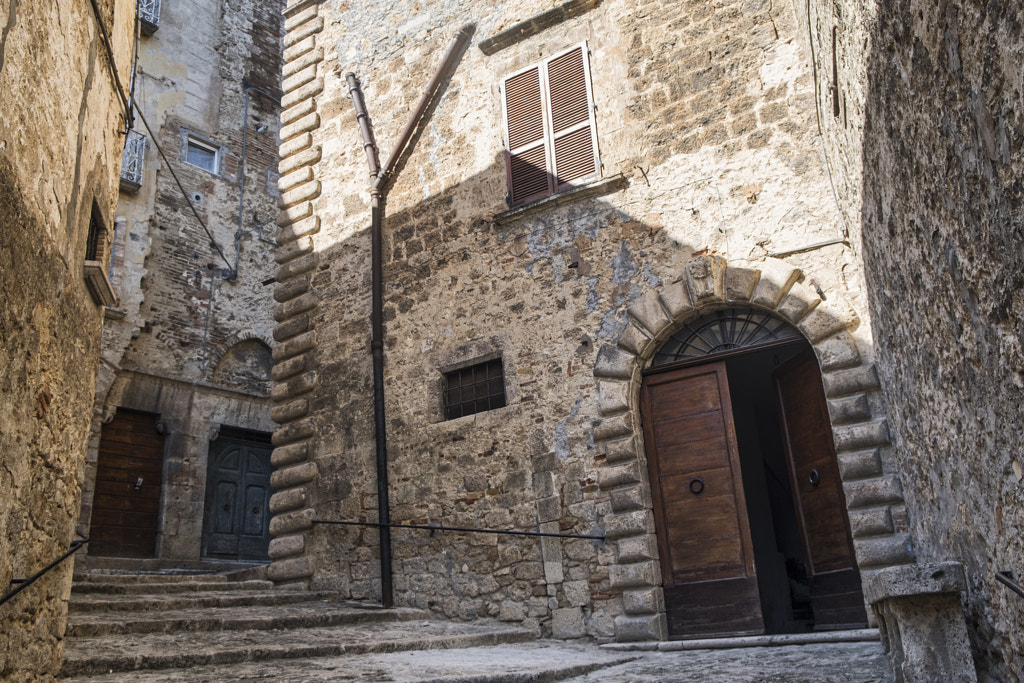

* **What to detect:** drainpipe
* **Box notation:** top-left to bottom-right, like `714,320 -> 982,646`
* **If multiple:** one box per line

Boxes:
345,23 -> 474,609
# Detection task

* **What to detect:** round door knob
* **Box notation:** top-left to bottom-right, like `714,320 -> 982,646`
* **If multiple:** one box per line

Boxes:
809,469 -> 821,486
689,478 -> 705,495
223,504 -> 231,512
251,507 -> 259,514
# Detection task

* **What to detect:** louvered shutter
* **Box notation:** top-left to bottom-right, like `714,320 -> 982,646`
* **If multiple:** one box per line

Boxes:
502,43 -> 599,207
504,67 -> 552,204
545,46 -> 598,190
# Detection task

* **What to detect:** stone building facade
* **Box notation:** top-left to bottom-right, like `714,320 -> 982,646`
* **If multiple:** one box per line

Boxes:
0,0 -> 136,678
74,0 -> 285,569
809,1 -> 1023,680
268,0 -> 918,649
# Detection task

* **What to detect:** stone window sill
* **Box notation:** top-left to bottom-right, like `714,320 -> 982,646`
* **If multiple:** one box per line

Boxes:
84,261 -> 117,308
488,173 -> 629,226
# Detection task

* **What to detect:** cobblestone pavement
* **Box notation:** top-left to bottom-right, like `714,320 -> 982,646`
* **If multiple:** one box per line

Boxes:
63,640 -> 893,682
566,642 -> 894,682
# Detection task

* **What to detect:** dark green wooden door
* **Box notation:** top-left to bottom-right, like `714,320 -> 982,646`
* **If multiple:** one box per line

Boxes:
201,432 -> 272,561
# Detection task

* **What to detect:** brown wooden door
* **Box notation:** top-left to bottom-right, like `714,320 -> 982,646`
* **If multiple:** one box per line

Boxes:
90,410 -> 164,558
641,362 -> 764,638
775,349 -> 867,629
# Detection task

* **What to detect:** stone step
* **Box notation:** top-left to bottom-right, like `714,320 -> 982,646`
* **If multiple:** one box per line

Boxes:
68,589 -> 340,613
66,601 -> 426,637
74,572 -> 228,584
60,642 -> 637,682
71,579 -> 274,595
77,557 -> 265,575
60,620 -> 539,678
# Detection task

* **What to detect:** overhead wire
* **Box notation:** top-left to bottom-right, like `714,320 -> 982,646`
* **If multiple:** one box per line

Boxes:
86,0 -> 134,133
131,102 -> 234,272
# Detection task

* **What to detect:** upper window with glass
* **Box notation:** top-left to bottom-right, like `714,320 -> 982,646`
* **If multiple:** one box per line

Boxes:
185,137 -> 219,175
501,43 -> 600,206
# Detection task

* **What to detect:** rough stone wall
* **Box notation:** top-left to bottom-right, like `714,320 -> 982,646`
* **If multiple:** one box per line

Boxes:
850,3 -> 1022,680
269,0 -> 912,639
77,0 -> 284,564
0,0 -> 135,678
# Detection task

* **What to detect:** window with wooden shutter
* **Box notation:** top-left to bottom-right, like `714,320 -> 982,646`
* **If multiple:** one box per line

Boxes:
502,43 -> 599,206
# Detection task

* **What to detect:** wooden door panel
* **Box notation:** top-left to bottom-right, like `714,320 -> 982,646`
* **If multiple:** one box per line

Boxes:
648,374 -> 722,422
665,577 -> 764,638
775,349 -> 866,630
202,434 -> 273,562
91,410 -> 164,558
642,362 -> 763,638
652,411 -> 728,449
242,485 -> 267,536
95,454 -> 163,474
652,437 -> 731,476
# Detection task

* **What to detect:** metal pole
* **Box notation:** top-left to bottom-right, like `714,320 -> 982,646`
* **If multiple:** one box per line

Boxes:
344,24 -> 474,609
370,189 -> 393,608
346,74 -> 392,607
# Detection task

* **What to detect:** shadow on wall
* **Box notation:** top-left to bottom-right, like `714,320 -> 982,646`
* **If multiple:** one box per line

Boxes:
286,155 -> 688,623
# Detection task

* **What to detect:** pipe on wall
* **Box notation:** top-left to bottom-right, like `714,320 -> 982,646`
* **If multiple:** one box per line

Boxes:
344,23 -> 474,609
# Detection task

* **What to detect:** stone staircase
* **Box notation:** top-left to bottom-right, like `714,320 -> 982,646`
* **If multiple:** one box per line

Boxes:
60,570 -> 635,682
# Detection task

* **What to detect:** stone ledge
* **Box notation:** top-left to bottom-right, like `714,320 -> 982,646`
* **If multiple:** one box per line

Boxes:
283,47 -> 323,80
283,16 -> 323,49
282,99 -> 316,128
640,628 -> 881,651
274,236 -> 314,267
272,331 -> 315,362
613,613 -> 667,642
273,314 -> 312,343
283,0 -> 320,18
478,0 -> 601,55
868,561 -> 977,683
489,174 -> 629,225
865,561 -> 967,604
283,3 -> 318,30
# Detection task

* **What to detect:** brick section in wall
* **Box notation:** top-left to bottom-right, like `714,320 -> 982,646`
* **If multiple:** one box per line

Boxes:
267,0 -> 325,589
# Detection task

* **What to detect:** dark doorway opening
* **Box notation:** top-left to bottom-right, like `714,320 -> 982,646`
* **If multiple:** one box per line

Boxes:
90,409 -> 165,558
641,310 -> 866,639
201,427 -> 273,562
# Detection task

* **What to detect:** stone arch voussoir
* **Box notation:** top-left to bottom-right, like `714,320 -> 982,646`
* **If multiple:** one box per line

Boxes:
592,254 -> 915,643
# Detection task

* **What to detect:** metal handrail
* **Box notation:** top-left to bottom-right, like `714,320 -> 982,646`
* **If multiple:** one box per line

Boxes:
314,519 -> 605,541
996,571 -> 1024,600
0,538 -> 88,608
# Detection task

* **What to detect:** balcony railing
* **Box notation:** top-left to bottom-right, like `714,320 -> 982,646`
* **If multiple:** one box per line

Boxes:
139,0 -> 160,35
119,129 -> 147,193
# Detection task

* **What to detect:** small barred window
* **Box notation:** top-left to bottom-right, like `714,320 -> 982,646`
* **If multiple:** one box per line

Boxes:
444,359 -> 506,420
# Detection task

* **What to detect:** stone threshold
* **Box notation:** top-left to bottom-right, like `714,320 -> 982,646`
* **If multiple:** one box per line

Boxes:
601,628 -> 880,652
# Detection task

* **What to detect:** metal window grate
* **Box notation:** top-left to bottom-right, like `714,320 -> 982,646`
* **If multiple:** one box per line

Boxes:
652,307 -> 802,366
85,210 -> 103,262
139,0 -> 161,34
444,359 -> 506,420
120,129 -> 147,192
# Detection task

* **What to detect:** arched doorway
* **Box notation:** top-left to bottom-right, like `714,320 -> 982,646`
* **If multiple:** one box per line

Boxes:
640,307 -> 866,639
